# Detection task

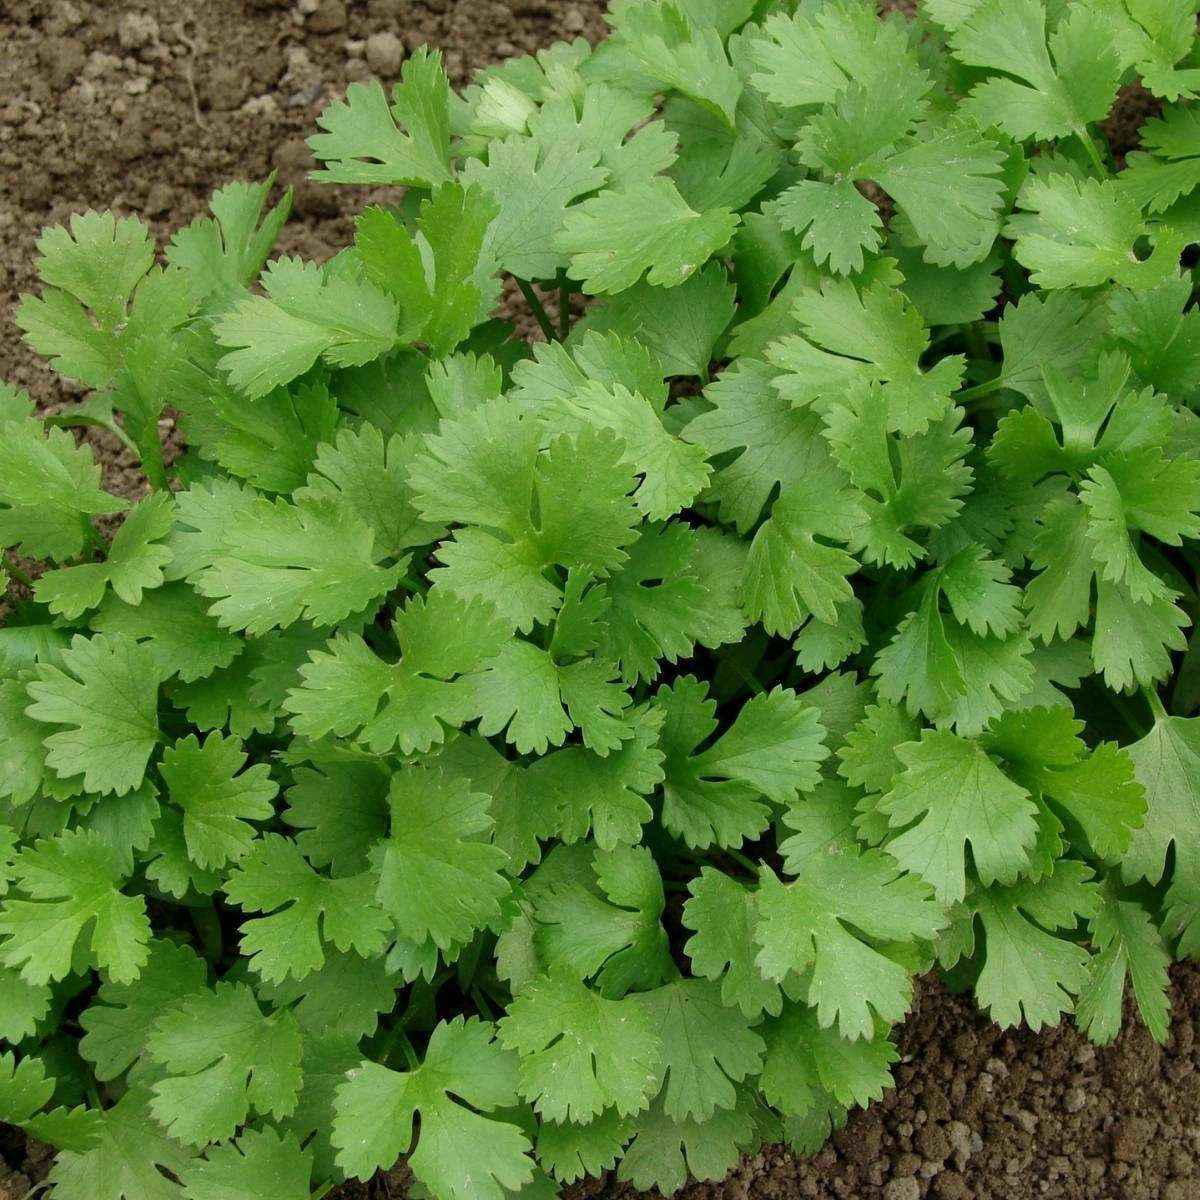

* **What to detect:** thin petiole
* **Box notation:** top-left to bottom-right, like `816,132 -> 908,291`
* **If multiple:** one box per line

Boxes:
515,276 -> 558,342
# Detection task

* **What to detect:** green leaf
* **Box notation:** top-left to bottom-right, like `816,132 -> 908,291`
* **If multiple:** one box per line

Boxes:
146,981 -> 303,1146
50,1087 -> 194,1200
192,496 -> 405,635
0,420 -> 126,561
92,583 -> 243,684
532,381 -> 711,520
166,176 -> 293,305
159,732 -> 278,870
616,1088 -> 762,1196
34,492 -> 175,620
1006,174 -> 1185,290
24,633 -> 162,796
308,49 -> 453,186
1123,714 -> 1200,934
557,177 -> 739,294
214,257 -> 400,398
79,939 -> 208,1081
877,729 -> 1040,904
498,967 -> 662,1123
533,709 -> 665,850
534,843 -> 673,998
1076,889 -> 1171,1046
683,867 -> 782,1019
537,1109 -> 633,1185
332,1018 -> 533,1198
641,978 -> 765,1122
225,833 -> 390,983
970,861 -> 1100,1031
753,851 -> 946,1040
283,591 -> 508,754
775,179 -> 883,276
179,1127 -> 312,1200
463,131 -> 607,280
953,0 -> 1122,140
371,763 -> 510,951
741,466 -> 866,635
593,522 -> 747,684
0,828 -> 150,984
654,676 -> 828,850
760,1000 -> 897,1119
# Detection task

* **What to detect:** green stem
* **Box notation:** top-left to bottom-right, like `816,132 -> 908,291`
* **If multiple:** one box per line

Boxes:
716,649 -> 765,697
471,984 -> 497,1021
515,277 -> 557,342
2,557 -> 35,589
309,1181 -> 335,1200
724,847 -> 760,877
1143,686 -> 1169,723
1109,690 -> 1149,740
191,900 -> 223,962
1075,126 -> 1108,177
82,517 -> 108,556
399,1031 -> 421,1071
557,269 -> 572,340
956,375 -> 1006,403
135,425 -> 169,492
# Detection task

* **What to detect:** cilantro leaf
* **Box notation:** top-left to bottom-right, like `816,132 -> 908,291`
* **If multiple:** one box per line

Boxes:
283,591 -> 508,754
1005,174 -> 1185,290
213,257 -> 401,399
467,639 -> 634,757
34,492 -> 175,620
1122,712 -> 1200,950
556,177 -> 739,294
593,522 -> 747,684
877,729 -> 1040,904
49,1087 -> 194,1200
24,633 -> 162,796
683,867 -> 782,1019
79,939 -> 208,1082
641,978 -> 765,1122
463,131 -> 607,281
775,179 -> 883,276
308,48 -> 453,186
952,0 -> 1122,140
654,676 -> 828,850
333,1017 -> 534,1198
224,833 -> 390,983
159,732 -> 278,870
754,852 -> 946,1040
192,496 -> 405,636
533,843 -> 673,998
740,466 -> 866,636
0,829 -> 150,984
178,1127 -> 312,1200
761,999 -> 897,1123
371,764 -> 510,951
146,981 -> 303,1146
537,1109 -> 633,1185
1076,887 -> 1171,1046
0,420 -> 126,562
498,967 -> 662,1123
969,860 -> 1100,1030
616,1088 -> 762,1196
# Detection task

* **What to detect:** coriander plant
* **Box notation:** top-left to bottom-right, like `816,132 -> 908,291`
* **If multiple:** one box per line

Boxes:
2,1 -> 1200,1197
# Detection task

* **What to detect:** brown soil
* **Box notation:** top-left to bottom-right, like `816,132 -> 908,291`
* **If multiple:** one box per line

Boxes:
1,3 -> 1194,1199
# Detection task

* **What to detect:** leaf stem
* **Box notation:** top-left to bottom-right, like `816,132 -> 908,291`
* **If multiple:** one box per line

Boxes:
515,277 -> 557,342
1075,126 -> 1108,178
2,557 -> 35,590
723,846 -> 760,877
309,1182 -> 335,1200
1142,686 -> 1169,723
956,375 -> 1005,403
190,900 -> 223,962
716,649 -> 765,696
556,269 -> 572,340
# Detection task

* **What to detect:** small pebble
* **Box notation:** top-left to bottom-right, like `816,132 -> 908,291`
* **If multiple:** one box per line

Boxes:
883,1178 -> 920,1200
306,0 -> 347,33
117,11 -> 159,50
365,31 -> 404,76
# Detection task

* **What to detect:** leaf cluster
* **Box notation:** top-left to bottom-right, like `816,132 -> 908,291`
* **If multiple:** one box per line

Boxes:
3,1 -> 1200,1197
